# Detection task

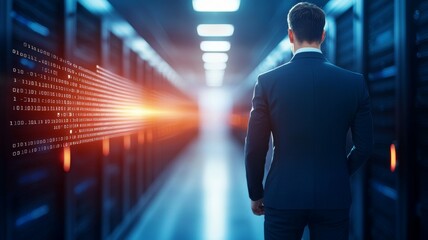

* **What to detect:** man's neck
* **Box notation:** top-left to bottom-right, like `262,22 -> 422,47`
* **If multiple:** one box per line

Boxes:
293,42 -> 321,53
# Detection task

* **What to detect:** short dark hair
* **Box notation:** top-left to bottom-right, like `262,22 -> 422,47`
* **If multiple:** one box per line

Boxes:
287,2 -> 325,43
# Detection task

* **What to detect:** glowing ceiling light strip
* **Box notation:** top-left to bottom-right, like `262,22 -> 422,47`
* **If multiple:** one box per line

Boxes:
202,53 -> 229,63
111,21 -> 135,38
200,41 -> 231,52
78,0 -> 112,14
193,0 -> 240,12
197,24 -> 234,37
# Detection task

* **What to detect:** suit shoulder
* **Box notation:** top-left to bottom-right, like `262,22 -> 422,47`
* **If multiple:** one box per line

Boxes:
327,63 -> 364,79
257,62 -> 291,82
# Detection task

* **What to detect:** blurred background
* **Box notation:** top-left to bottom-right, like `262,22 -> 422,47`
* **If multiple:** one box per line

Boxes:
0,0 -> 427,239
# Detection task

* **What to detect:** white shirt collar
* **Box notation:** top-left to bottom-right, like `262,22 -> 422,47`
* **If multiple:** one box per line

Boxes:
294,47 -> 322,55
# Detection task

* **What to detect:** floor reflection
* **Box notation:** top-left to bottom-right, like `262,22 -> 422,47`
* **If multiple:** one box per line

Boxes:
203,155 -> 228,240
126,132 -> 264,240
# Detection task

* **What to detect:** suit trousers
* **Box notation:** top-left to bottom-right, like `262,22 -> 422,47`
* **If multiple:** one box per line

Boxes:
264,207 -> 349,240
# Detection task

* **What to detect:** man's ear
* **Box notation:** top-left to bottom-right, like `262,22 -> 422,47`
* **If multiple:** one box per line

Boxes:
288,29 -> 294,43
320,30 -> 326,44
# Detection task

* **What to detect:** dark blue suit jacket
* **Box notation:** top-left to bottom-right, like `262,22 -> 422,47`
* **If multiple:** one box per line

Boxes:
245,51 -> 373,209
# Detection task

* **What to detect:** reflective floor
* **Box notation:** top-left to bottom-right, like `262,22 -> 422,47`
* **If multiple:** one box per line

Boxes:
126,132 -> 264,240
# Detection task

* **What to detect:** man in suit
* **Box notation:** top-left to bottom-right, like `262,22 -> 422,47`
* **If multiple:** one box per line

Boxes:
244,2 -> 373,239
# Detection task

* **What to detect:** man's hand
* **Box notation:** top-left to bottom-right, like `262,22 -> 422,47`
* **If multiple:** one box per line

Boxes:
251,198 -> 265,216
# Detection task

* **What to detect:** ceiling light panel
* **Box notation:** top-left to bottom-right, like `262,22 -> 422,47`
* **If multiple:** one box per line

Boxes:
197,24 -> 234,37
200,41 -> 231,52
193,0 -> 240,12
202,53 -> 229,63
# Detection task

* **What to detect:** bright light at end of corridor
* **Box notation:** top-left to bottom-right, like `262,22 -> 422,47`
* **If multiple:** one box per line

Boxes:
199,89 -> 232,132
197,24 -> 235,37
193,0 -> 240,12
206,70 -> 224,87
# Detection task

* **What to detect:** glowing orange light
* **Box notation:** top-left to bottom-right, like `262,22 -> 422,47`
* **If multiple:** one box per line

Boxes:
229,113 -> 248,130
117,106 -> 145,119
103,138 -> 110,156
390,143 -> 397,172
138,131 -> 145,144
63,146 -> 71,172
124,135 -> 131,150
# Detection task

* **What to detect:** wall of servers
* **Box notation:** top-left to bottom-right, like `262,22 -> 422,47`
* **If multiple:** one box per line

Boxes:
0,0 -> 199,239
231,0 -> 428,240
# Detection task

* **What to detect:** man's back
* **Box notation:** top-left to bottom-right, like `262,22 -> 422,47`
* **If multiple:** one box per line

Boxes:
245,51 -> 373,209
245,3 -> 373,239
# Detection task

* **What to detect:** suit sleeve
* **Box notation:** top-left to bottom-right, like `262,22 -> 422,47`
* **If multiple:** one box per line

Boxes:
348,76 -> 374,175
245,79 -> 271,201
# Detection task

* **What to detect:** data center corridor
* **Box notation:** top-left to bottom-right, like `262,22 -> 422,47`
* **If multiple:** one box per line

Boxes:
126,90 -> 263,240
2,0 -> 428,240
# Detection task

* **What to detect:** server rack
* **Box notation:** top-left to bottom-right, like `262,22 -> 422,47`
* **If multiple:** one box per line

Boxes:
365,0 -> 399,238
323,3 -> 369,239
0,0 -> 196,239
136,60 -> 148,196
66,142 -> 102,240
142,62 -> 155,191
326,0 -> 424,239
8,151 -> 64,240
120,45 -> 131,220
74,2 -> 102,69
129,50 -> 139,83
0,0 -> 11,237
108,32 -> 123,76
102,136 -> 124,237
121,46 -> 138,216
129,134 -> 139,210
63,2 -> 104,239
335,8 -> 356,72
414,0 -> 428,238
6,0 -> 65,239
334,5 -> 360,238
127,50 -> 140,209
99,24 -> 125,238
151,70 -> 161,179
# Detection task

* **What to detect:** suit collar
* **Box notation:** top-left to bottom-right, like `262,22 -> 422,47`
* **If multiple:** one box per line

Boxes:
290,52 -> 327,62
295,47 -> 322,54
